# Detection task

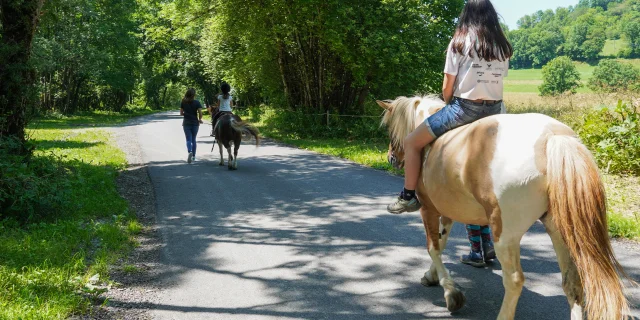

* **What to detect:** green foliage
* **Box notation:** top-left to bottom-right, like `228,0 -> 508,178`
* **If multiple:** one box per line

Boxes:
620,11 -> 640,58
33,0 -> 140,113
588,59 -> 640,92
539,57 -> 582,96
256,105 -> 386,141
579,101 -> 640,175
196,0 -> 463,114
0,137 -> 70,221
607,212 -> 640,239
508,0 -> 639,68
1,115 -> 140,319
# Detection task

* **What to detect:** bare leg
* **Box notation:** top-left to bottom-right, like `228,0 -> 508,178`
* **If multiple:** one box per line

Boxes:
540,215 -> 584,320
495,237 -> 525,320
404,123 -> 435,190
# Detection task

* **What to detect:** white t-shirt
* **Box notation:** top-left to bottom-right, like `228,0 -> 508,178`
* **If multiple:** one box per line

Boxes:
444,39 -> 509,101
217,95 -> 233,112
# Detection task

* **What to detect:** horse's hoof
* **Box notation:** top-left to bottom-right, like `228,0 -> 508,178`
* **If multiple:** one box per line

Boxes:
228,166 -> 233,170
421,275 -> 439,287
445,288 -> 466,312
219,162 -> 224,166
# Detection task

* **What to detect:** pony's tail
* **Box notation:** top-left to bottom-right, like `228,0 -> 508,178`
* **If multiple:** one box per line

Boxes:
230,119 -> 260,146
546,135 -> 630,320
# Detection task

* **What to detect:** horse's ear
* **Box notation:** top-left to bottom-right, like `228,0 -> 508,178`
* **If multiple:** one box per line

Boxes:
377,100 -> 393,110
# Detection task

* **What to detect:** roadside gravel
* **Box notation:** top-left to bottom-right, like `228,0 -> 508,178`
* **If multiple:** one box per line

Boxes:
75,118 -> 162,319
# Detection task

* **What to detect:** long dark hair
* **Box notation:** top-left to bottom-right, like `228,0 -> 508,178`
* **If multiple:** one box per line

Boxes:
221,82 -> 231,99
182,88 -> 196,104
451,0 -> 512,61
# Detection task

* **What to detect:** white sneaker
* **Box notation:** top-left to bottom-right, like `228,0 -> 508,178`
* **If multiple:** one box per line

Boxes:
187,152 -> 193,164
192,156 -> 197,162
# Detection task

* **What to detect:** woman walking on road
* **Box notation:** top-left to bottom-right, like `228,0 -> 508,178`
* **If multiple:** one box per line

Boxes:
180,88 -> 204,163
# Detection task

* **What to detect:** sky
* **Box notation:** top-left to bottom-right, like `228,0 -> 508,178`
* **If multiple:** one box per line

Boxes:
491,0 -> 580,30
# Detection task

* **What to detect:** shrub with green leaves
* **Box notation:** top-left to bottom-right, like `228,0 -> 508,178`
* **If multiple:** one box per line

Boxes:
539,56 -> 582,96
0,137 -> 70,221
578,101 -> 640,175
588,59 -> 640,93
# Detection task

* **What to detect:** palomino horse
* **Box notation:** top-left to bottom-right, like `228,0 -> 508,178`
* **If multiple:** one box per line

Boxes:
213,113 -> 260,170
378,96 -> 631,320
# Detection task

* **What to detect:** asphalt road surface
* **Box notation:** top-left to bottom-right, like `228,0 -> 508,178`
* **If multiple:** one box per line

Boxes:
134,112 -> 639,319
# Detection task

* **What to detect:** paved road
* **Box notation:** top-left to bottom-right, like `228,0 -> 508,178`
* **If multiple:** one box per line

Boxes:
134,112 -> 639,319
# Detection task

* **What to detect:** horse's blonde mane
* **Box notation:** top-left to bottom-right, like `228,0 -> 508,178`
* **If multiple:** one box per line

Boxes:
381,95 -> 445,150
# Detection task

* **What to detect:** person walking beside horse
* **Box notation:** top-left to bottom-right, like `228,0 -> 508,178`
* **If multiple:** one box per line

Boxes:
180,88 -> 203,164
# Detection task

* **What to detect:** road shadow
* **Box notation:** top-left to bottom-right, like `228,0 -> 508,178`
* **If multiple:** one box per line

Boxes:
137,139 -> 640,319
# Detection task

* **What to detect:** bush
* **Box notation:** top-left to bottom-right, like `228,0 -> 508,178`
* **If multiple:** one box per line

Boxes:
539,56 -> 582,96
588,59 -> 640,93
0,137 -> 70,221
578,101 -> 640,175
258,106 -> 386,141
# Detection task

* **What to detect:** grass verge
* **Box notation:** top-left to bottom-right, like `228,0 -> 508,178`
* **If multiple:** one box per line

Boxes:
0,112 -> 146,319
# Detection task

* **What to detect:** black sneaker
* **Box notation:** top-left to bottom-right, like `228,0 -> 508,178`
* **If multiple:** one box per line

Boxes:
483,242 -> 496,262
461,251 -> 486,268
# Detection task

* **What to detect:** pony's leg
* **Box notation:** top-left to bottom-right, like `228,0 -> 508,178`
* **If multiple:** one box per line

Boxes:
233,140 -> 239,169
421,216 -> 454,287
540,214 -> 584,320
494,235 -> 525,320
419,206 -> 465,312
218,142 -> 224,166
226,145 -> 233,170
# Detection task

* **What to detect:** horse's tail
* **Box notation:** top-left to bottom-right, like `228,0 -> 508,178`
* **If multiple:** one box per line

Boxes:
230,119 -> 260,146
546,135 -> 630,320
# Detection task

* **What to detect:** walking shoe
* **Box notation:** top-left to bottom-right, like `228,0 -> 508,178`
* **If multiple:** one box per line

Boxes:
192,156 -> 197,162
461,251 -> 486,268
483,242 -> 496,262
187,152 -> 193,164
387,196 -> 421,214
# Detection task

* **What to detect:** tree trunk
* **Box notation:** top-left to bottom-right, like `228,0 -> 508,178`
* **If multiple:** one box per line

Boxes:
0,0 -> 46,149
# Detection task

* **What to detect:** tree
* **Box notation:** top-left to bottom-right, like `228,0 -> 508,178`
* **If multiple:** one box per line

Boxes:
559,9 -> 607,61
539,56 -> 582,96
588,59 -> 640,92
195,0 -> 463,114
620,11 -> 640,57
0,0 -> 46,148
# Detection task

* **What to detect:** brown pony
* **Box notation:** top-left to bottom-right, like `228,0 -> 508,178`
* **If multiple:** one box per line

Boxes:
378,96 -> 634,320
213,113 -> 260,170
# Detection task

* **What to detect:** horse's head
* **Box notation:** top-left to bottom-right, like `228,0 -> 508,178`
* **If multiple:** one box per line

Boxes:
378,96 -> 445,169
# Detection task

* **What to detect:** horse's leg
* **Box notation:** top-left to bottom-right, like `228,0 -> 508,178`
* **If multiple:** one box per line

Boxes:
421,216 -> 454,287
419,205 -> 465,312
540,214 -> 584,320
494,234 -> 525,320
218,142 -> 224,166
226,144 -> 233,170
233,137 -> 240,170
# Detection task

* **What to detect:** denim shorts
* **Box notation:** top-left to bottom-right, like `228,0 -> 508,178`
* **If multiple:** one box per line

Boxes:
425,97 -> 504,137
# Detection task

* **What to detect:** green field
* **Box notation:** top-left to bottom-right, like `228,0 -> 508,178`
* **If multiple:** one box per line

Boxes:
505,59 -> 640,94
601,39 -> 629,57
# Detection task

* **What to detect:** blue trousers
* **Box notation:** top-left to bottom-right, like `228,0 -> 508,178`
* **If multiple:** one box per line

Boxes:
183,125 -> 199,156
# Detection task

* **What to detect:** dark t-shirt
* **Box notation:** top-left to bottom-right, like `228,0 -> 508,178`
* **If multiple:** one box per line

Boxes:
181,100 -> 202,126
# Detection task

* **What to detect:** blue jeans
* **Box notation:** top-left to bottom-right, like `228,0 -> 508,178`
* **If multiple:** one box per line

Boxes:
426,97 -> 504,137
183,125 -> 199,156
